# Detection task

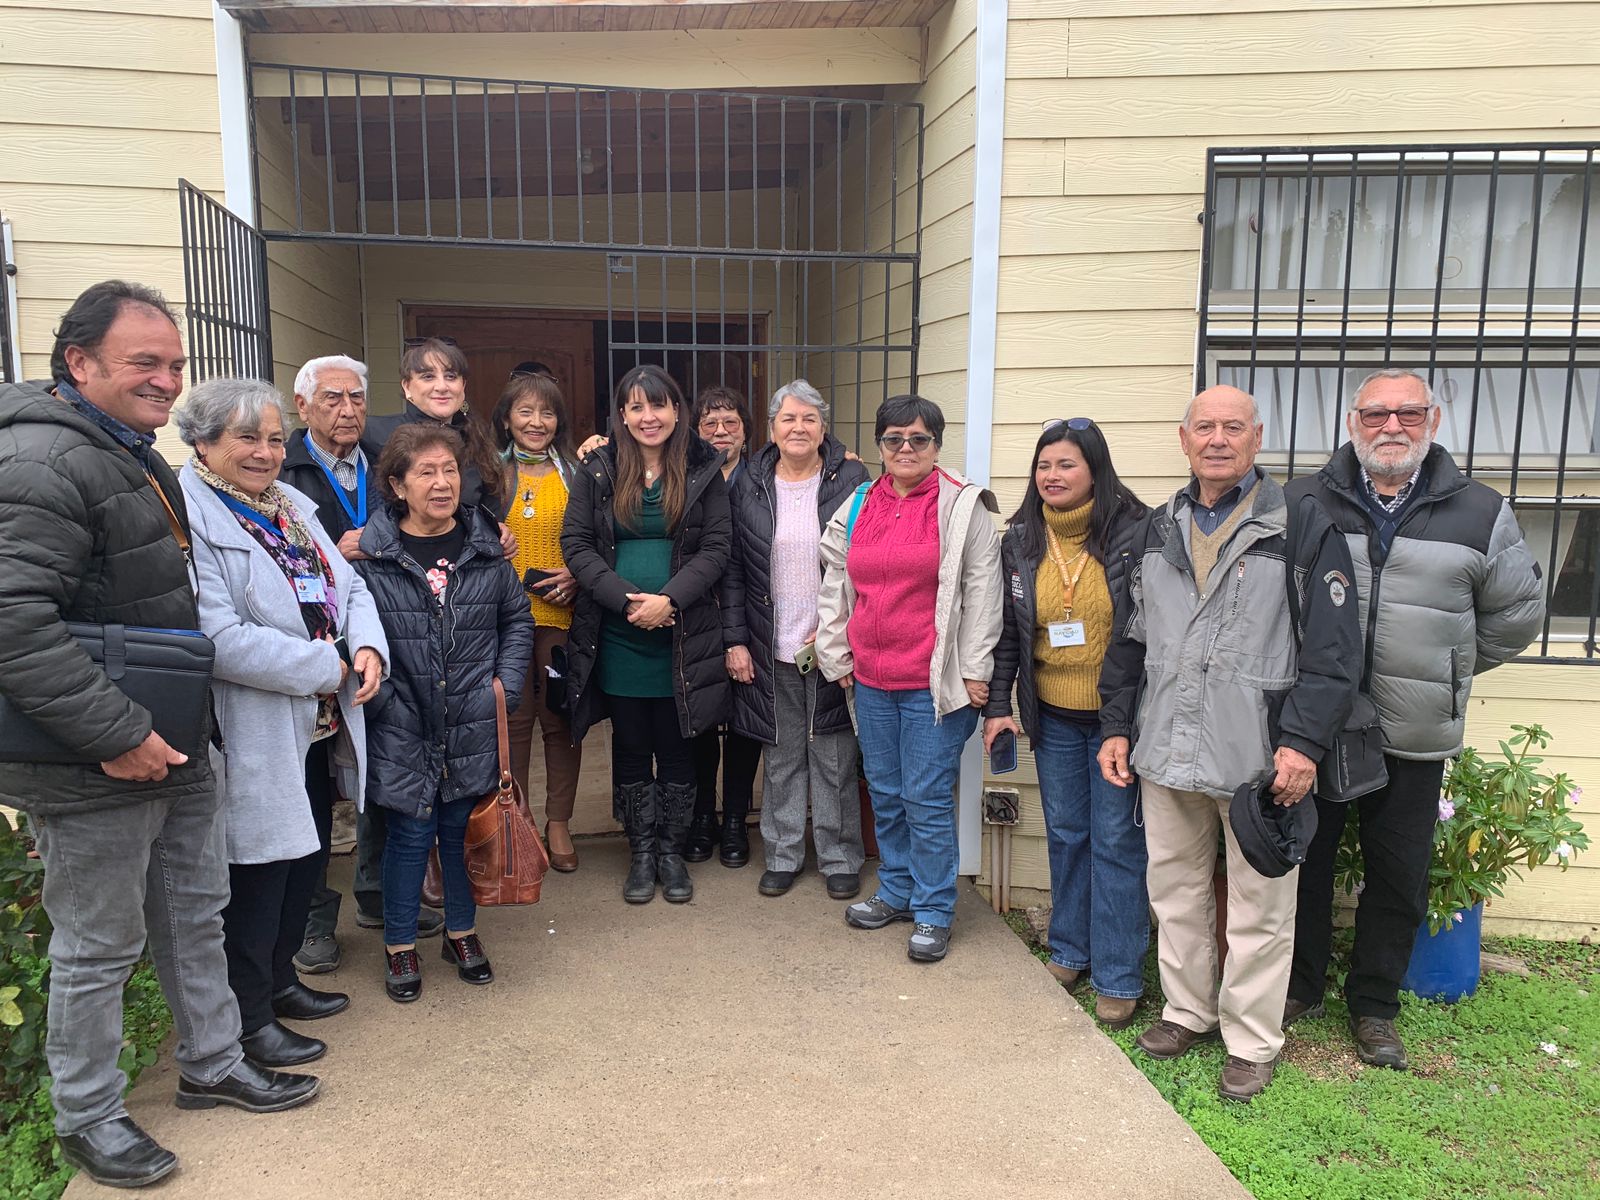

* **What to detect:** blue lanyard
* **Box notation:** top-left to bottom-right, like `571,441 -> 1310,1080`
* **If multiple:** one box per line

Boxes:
215,491 -> 284,541
312,455 -> 367,528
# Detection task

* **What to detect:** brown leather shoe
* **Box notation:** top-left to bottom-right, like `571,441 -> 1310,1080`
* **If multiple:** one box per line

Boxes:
1095,995 -> 1138,1030
1219,1054 -> 1277,1102
1349,1015 -> 1408,1070
545,824 -> 579,873
1135,1019 -> 1219,1060
1282,997 -> 1326,1029
1046,962 -> 1084,990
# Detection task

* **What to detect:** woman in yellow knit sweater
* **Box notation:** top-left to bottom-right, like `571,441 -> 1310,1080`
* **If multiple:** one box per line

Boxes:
984,419 -> 1150,1028
492,369 -> 583,871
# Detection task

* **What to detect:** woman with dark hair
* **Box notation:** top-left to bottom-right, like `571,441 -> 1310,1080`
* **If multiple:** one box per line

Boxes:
561,364 -> 731,905
686,382 -> 763,866
364,337 -> 512,550
491,370 -> 584,871
357,423 -> 534,1002
815,394 -> 1002,964
983,418 -> 1150,1027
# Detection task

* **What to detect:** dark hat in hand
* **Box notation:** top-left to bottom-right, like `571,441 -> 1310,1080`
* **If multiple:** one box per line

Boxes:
1229,775 -> 1318,879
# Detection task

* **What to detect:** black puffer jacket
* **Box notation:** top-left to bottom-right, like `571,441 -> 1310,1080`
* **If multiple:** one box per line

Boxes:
722,437 -> 869,745
0,381 -> 213,813
357,505 -> 534,818
364,403 -> 502,522
561,438 -> 731,742
985,499 -> 1148,747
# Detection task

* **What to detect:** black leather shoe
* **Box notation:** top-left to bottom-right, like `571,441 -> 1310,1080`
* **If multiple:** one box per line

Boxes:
759,869 -> 797,897
386,948 -> 422,1002
57,1116 -> 177,1188
719,812 -> 750,867
683,812 -> 718,863
826,872 -> 861,900
272,980 -> 349,1022
441,932 -> 494,984
174,1059 -> 320,1112
239,1020 -> 326,1068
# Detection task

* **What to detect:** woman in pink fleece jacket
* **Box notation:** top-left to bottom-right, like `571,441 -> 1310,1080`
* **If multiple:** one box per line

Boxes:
815,394 -> 1003,963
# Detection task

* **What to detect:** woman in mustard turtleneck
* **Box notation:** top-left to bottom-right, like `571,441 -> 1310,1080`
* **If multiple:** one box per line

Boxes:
984,419 -> 1150,1028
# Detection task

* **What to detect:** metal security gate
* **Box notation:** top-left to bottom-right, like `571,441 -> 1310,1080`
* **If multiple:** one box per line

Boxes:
0,210 -> 18,384
245,66 -> 923,444
178,180 -> 274,382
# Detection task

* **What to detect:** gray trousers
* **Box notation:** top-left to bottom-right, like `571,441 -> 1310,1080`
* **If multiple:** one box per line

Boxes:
760,661 -> 864,875
32,787 -> 244,1135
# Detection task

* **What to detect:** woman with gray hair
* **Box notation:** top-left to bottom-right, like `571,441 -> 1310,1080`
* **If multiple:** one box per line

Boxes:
722,380 -> 870,899
175,377 -> 388,1069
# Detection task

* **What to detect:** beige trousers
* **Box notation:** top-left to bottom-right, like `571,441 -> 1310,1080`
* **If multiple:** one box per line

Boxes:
1141,781 -> 1297,1063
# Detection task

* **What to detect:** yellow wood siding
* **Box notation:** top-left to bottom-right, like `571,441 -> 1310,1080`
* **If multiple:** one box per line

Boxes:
982,0 -> 1600,935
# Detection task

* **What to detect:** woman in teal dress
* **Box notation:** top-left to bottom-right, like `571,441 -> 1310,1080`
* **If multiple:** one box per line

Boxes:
560,365 -> 732,905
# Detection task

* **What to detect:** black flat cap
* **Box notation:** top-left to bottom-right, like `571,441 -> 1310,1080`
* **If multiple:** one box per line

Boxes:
1229,776 -> 1318,878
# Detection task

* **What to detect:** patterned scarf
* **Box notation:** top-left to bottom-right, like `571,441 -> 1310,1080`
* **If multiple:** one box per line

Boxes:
192,457 -> 322,556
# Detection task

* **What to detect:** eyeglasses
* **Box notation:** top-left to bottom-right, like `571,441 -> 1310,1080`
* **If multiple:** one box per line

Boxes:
698,415 -> 743,432
1042,417 -> 1095,432
878,433 -> 936,452
1188,420 -> 1253,439
403,336 -> 459,349
1355,405 -> 1432,429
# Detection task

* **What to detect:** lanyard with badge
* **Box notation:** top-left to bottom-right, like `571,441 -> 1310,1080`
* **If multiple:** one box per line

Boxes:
216,493 -> 329,605
312,454 -> 367,529
1043,524 -> 1090,648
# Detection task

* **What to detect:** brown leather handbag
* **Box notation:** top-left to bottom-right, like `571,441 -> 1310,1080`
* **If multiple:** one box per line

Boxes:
464,678 -> 550,905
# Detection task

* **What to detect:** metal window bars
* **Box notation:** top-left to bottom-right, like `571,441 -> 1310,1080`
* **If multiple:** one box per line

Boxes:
1197,143 -> 1600,660
0,210 -> 17,385
178,182 -> 274,383
244,65 -> 923,449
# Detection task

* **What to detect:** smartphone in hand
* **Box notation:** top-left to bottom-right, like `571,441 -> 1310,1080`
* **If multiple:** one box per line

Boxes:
795,642 -> 818,676
989,728 -> 1018,775
523,567 -> 560,597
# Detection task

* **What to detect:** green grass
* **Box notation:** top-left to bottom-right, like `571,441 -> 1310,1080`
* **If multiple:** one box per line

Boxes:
0,961 -> 173,1200
1004,913 -> 1600,1200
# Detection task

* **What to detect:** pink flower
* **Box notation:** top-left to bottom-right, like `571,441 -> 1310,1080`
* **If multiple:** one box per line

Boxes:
1454,912 -> 1465,924
1570,786 -> 1583,807
1438,798 -> 1456,821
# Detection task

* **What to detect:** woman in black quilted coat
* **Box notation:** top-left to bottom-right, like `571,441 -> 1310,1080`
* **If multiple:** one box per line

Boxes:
358,424 -> 533,1004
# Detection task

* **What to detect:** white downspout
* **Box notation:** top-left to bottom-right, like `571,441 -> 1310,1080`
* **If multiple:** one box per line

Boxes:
213,2 -> 256,221
957,0 -> 1008,877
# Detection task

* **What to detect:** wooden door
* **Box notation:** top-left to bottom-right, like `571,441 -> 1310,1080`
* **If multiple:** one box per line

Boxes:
407,307 -> 599,445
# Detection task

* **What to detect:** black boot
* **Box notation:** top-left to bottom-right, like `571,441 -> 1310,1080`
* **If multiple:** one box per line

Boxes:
719,809 -> 750,867
618,781 -> 658,904
656,781 -> 697,903
684,811 -> 719,863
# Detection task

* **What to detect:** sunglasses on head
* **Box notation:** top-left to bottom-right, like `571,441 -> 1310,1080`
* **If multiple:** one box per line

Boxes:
403,336 -> 459,349
1043,417 -> 1095,432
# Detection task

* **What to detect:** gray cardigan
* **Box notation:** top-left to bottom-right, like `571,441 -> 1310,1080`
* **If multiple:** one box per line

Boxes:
181,466 -> 389,865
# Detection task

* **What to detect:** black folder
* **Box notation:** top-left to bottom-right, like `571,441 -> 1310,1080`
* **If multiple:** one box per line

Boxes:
0,623 -> 216,764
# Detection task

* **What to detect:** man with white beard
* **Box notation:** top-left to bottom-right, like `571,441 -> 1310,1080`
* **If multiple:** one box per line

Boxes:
1283,367 -> 1543,1070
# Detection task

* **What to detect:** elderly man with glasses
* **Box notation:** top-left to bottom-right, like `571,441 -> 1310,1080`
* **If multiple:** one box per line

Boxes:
1284,367 -> 1543,1071
282,356 -> 443,974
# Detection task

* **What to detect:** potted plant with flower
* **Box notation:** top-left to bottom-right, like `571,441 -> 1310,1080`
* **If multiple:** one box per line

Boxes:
1334,723 -> 1588,1001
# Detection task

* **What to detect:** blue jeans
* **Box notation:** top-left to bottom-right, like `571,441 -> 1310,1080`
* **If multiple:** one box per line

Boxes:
382,797 -> 475,944
1032,710 -> 1149,999
853,684 -> 978,927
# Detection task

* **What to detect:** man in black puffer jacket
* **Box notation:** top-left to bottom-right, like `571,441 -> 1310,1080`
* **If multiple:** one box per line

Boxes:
1285,368 -> 1543,1072
0,282 -> 318,1189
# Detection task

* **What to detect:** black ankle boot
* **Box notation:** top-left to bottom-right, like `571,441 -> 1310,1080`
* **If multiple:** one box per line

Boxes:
618,781 -> 658,904
683,811 -> 718,863
720,810 -> 750,867
656,781 -> 697,903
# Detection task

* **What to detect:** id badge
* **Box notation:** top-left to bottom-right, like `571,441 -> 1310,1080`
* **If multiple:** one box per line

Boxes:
1047,620 -> 1086,648
293,575 -> 327,604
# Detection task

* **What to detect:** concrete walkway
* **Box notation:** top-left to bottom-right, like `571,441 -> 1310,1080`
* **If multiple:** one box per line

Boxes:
73,837 -> 1247,1200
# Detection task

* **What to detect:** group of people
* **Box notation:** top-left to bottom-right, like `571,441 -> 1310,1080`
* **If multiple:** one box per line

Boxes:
0,278 -> 1544,1188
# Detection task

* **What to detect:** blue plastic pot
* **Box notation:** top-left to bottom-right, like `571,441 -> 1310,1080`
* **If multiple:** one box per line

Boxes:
1400,901 -> 1483,1003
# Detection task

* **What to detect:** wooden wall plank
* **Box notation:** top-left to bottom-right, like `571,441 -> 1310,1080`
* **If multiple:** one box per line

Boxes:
1011,0 -> 1596,16
1055,5 -> 1600,79
0,9 -> 217,74
1003,138 -> 1065,195
1006,67 -> 1600,140
998,250 -> 1200,312
999,195 -> 1203,254
0,66 -> 221,133
0,184 -> 197,246
0,126 -> 223,191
